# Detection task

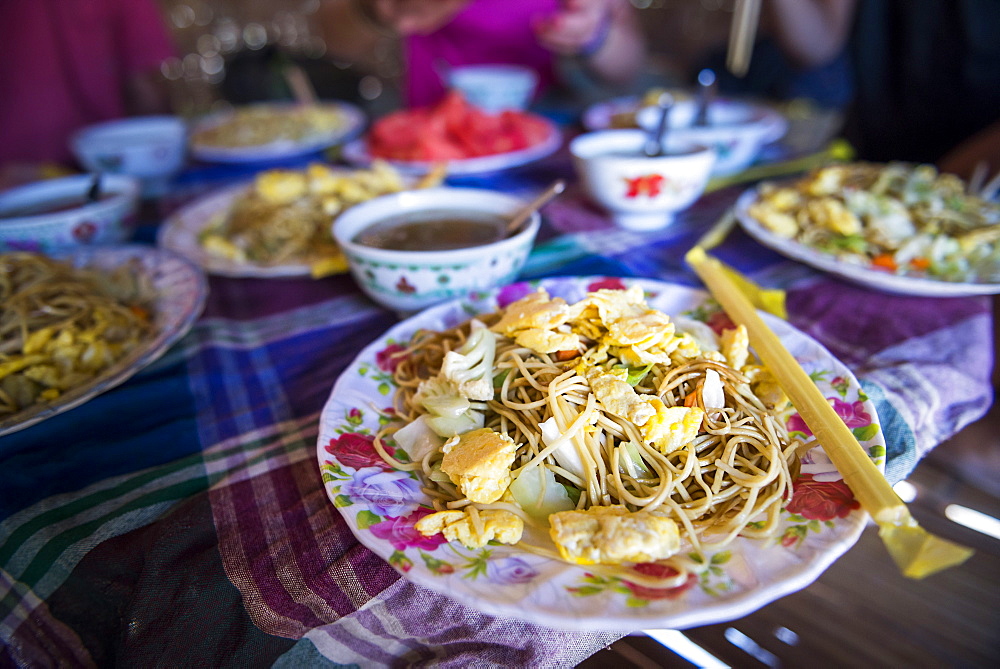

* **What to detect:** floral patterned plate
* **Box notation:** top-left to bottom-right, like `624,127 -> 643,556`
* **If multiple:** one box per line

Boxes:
316,276 -> 885,631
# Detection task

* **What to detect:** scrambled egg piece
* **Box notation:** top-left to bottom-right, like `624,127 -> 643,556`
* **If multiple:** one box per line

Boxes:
759,185 -> 803,210
585,366 -> 659,426
441,428 -> 518,503
415,507 -> 523,549
806,165 -> 850,197
642,404 -> 705,454
305,163 -> 342,195
573,286 -> 683,366
670,331 -> 709,363
490,290 -> 579,354
749,201 -> 800,239
583,366 -> 704,453
549,505 -> 680,565
493,286 -> 687,364
513,328 -> 579,355
254,170 -> 308,205
719,325 -> 750,371
744,365 -> 790,412
200,234 -> 247,262
803,197 -> 862,236
492,289 -> 573,334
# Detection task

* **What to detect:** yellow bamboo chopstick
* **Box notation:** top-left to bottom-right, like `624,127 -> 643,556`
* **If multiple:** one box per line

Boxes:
685,241 -> 974,578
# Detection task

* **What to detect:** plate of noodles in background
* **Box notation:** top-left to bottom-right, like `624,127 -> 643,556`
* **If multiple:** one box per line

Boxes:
158,161 -> 442,278
0,246 -> 207,437
189,101 -> 366,164
316,276 -> 884,630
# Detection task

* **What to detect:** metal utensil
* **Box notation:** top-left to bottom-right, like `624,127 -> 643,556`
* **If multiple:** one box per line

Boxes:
86,174 -> 102,203
506,179 -> 565,236
643,92 -> 674,158
694,68 -> 716,127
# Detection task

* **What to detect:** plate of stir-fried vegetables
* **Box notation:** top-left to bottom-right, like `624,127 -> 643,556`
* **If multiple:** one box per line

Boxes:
736,162 -> 1000,296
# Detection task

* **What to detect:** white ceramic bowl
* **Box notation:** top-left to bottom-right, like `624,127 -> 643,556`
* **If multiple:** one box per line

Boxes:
0,174 -> 141,252
570,129 -> 716,231
447,65 -> 538,112
333,188 -> 540,312
70,115 -> 188,196
636,98 -> 787,175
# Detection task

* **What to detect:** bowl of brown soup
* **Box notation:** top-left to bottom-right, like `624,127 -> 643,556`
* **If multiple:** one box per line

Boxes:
332,187 -> 541,312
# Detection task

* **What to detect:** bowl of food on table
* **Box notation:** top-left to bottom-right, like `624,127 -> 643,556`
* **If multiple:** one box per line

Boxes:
70,115 -> 188,197
630,96 -> 787,176
581,87 -> 693,131
332,186 -> 542,312
158,161 -> 444,279
0,174 -> 141,252
570,129 -> 716,231
341,91 -> 562,176
446,64 -> 539,112
735,161 -> 1000,296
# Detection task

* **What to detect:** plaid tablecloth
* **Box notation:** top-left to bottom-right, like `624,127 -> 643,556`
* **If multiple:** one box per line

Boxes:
1,151 -> 993,667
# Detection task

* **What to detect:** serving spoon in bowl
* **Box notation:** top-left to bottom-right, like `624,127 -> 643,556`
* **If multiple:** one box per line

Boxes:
506,179 -> 566,236
694,68 -> 717,127
86,173 -> 102,203
643,92 -> 674,157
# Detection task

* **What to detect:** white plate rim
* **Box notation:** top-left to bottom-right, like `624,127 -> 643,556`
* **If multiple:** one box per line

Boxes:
316,276 -> 886,631
734,187 -> 1000,296
0,245 -> 207,436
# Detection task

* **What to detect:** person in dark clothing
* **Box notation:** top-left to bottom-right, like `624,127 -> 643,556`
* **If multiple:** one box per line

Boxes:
844,0 -> 1000,165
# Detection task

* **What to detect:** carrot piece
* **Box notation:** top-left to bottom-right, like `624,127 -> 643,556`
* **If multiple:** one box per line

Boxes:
910,256 -> 931,271
871,253 -> 897,271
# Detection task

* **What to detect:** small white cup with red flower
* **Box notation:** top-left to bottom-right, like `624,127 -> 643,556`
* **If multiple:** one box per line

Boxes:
570,129 -> 715,231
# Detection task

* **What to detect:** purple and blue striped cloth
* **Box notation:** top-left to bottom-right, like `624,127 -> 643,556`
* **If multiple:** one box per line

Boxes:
0,156 -> 992,666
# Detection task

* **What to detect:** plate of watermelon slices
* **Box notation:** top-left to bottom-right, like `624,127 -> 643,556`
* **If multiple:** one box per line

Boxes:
342,92 -> 563,176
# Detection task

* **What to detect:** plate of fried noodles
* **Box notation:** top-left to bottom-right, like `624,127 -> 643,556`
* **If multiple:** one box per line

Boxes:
189,102 -> 366,164
317,276 -> 884,630
158,161 -> 442,278
0,246 -> 206,436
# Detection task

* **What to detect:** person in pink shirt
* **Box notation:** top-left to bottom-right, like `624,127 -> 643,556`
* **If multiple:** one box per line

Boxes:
0,0 -> 176,168
319,0 -> 645,108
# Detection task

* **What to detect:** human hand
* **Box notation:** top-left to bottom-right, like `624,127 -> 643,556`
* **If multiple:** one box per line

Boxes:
366,0 -> 471,35
532,0 -> 613,56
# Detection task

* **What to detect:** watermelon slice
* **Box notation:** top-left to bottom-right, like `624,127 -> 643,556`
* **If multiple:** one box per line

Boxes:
367,92 -> 551,162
